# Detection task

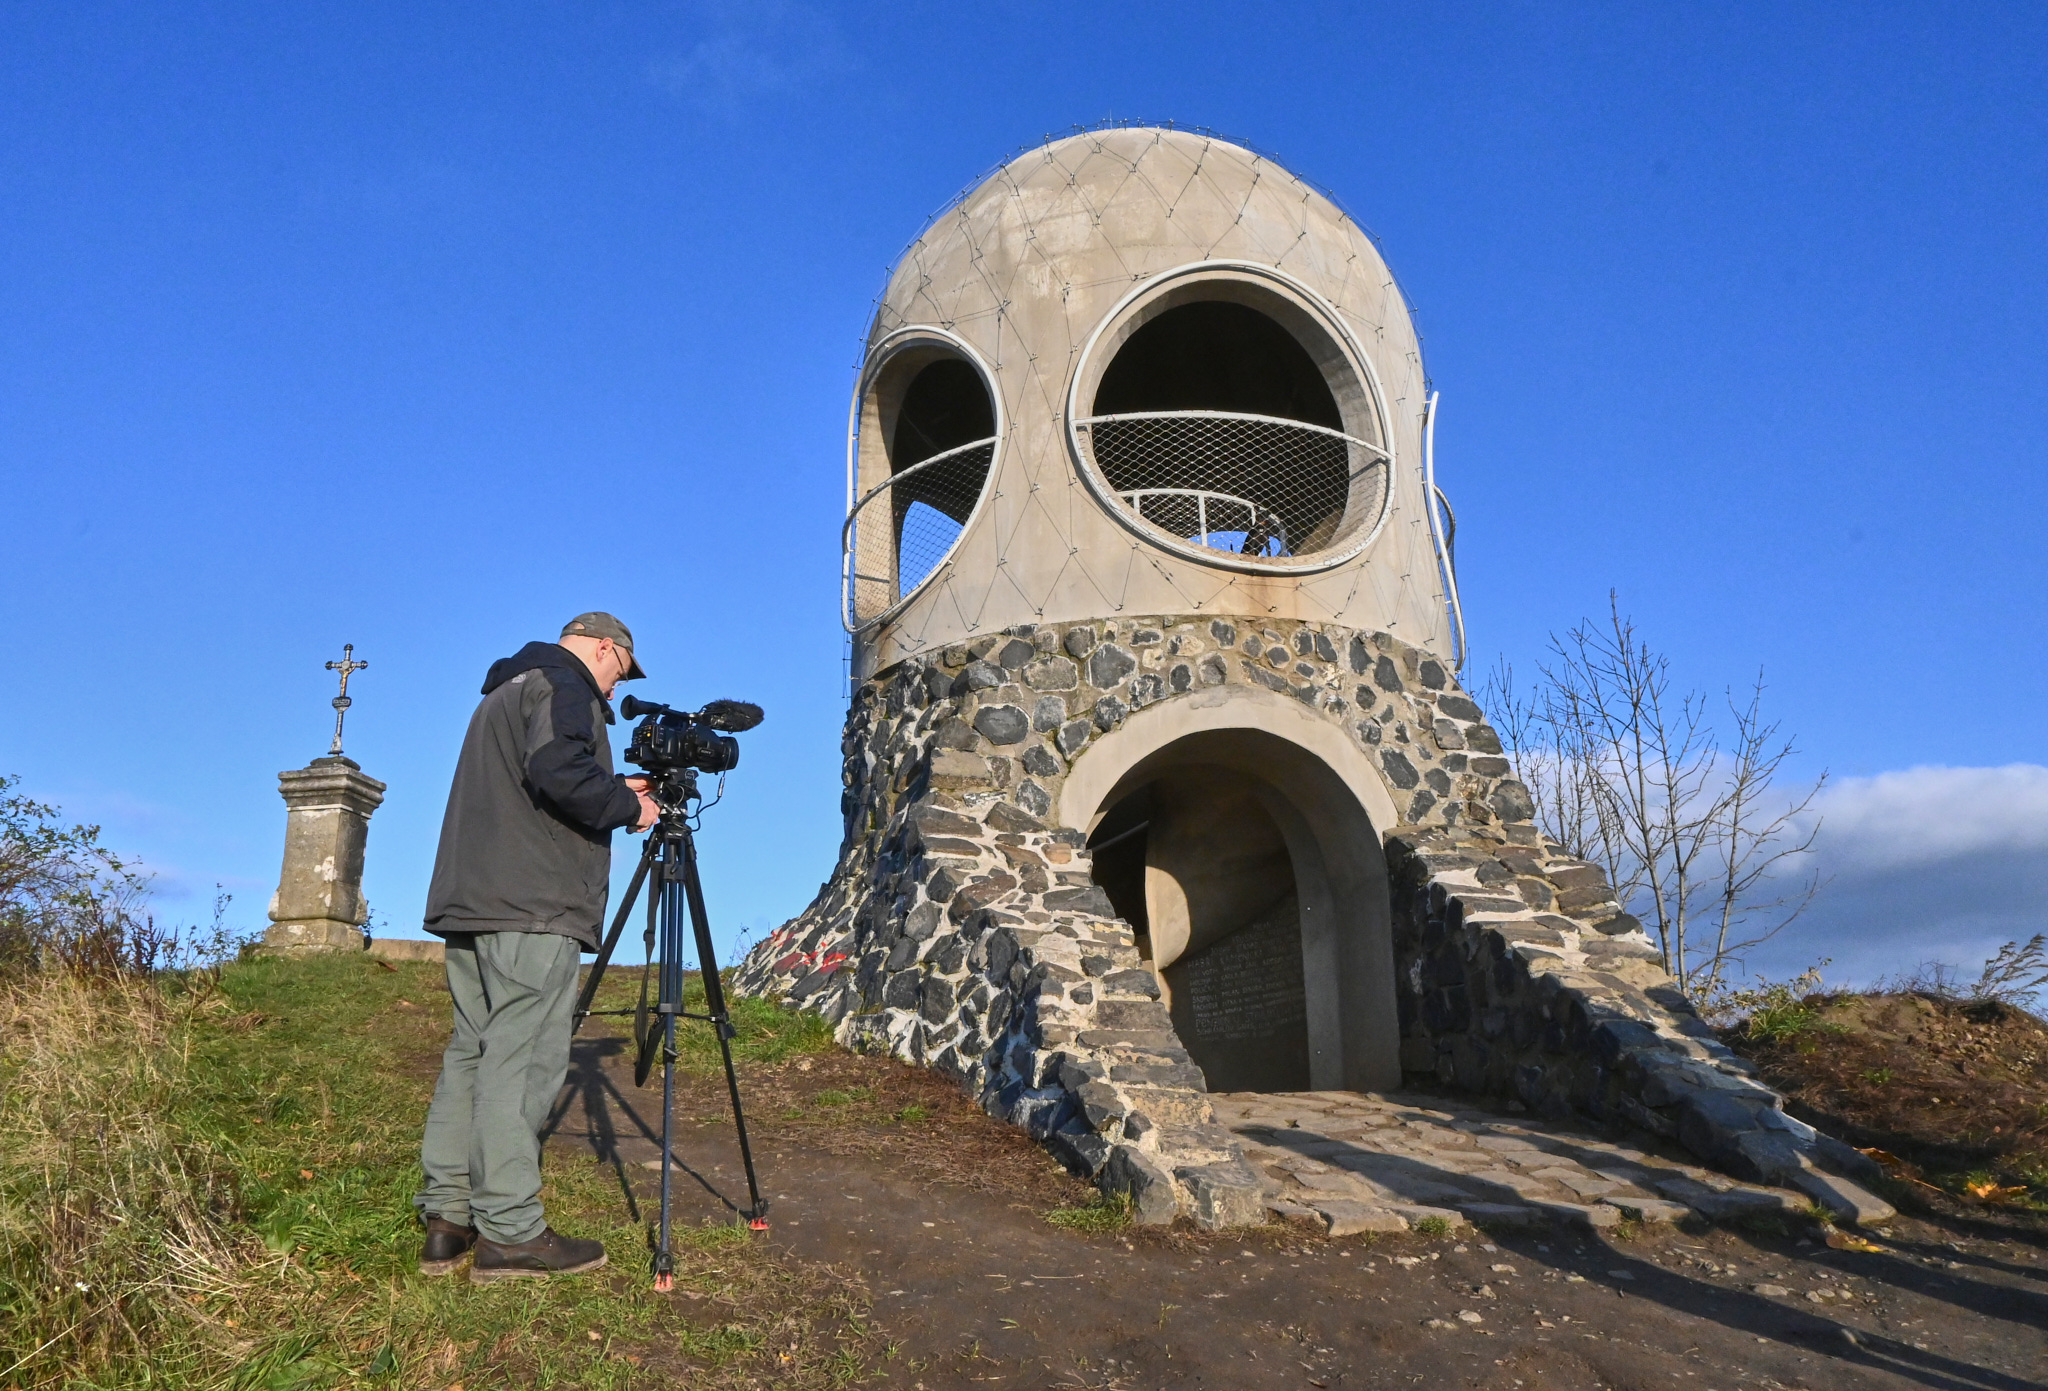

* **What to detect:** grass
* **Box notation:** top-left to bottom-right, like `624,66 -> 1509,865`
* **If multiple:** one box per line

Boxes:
1044,1190 -> 1133,1236
0,953 -> 870,1389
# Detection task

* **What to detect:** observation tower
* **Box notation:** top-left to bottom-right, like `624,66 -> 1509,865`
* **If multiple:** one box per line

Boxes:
739,128 -> 1857,1228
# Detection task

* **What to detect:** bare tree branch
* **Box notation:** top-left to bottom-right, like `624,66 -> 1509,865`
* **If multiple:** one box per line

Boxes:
1488,597 -> 1827,1001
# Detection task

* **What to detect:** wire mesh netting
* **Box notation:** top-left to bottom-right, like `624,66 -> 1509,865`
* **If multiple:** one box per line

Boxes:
1076,411 -> 1388,560
845,438 -> 996,625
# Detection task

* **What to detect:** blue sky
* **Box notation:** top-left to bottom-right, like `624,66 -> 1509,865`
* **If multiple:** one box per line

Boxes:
2,2 -> 2043,984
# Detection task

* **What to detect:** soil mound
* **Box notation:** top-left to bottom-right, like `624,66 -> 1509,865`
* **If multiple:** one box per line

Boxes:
1726,990 -> 2048,1203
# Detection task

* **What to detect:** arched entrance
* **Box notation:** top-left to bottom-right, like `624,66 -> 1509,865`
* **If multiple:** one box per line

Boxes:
1089,765 -> 1313,1091
1063,687 -> 1403,1093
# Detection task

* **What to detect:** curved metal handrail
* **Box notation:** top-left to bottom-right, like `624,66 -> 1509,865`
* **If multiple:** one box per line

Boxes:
1060,261 -> 1402,578
841,327 -> 1006,644
841,435 -> 999,549
1116,486 -> 1291,555
1422,391 -> 1467,673
842,435 -> 998,625
1073,409 -> 1391,463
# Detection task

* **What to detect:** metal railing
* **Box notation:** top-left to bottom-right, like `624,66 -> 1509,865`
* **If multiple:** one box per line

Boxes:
841,436 -> 997,628
1421,391 -> 1467,672
1117,486 -> 1291,557
1075,410 -> 1388,560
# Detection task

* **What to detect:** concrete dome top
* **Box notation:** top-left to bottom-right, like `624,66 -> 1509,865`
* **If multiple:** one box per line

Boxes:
874,128 -> 1417,368
845,127 -> 1456,677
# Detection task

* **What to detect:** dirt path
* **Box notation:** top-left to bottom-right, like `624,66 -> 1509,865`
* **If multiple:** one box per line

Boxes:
544,1024 -> 2048,1390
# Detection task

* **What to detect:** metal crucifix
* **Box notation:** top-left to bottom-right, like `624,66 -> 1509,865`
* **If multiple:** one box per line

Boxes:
325,644 -> 368,757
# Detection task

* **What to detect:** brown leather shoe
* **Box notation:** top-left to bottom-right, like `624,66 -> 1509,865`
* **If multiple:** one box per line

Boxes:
419,1216 -> 478,1276
468,1226 -> 608,1284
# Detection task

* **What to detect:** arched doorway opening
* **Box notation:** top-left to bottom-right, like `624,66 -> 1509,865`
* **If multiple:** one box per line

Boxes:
1089,768 -> 1311,1091
1072,710 -> 1402,1093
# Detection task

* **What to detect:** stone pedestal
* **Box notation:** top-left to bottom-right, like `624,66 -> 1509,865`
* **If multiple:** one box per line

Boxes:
260,755 -> 386,955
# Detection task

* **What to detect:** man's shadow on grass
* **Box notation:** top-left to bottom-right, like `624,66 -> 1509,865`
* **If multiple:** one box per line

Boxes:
541,1031 -> 753,1223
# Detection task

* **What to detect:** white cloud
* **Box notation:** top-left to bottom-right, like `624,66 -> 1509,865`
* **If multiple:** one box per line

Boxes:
1744,764 -> 2048,988
648,2 -> 854,118
1805,764 -> 2048,872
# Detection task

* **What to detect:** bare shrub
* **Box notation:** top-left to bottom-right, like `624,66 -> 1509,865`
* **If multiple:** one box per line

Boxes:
1484,595 -> 1826,1002
1882,935 -> 2048,1013
0,777 -> 248,981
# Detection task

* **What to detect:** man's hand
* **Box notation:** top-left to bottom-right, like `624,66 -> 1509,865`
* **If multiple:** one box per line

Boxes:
624,777 -> 659,833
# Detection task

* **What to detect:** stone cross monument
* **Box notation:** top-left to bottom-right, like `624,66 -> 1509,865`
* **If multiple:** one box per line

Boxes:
260,645 -> 387,955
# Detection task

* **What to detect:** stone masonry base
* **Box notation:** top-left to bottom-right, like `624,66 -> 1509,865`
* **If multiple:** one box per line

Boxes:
737,615 -> 1893,1228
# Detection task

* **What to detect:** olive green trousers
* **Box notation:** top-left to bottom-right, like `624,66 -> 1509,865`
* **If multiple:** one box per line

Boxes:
415,931 -> 580,1245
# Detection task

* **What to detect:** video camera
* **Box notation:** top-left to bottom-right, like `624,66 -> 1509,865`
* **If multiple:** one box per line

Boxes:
620,696 -> 764,781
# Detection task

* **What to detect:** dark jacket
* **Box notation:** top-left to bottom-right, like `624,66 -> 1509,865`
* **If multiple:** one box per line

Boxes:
422,642 -> 643,949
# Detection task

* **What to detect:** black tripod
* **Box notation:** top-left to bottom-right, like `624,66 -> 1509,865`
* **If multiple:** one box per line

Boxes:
574,769 -> 767,1290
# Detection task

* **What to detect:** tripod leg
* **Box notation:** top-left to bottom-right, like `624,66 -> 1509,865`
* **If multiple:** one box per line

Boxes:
652,861 -> 686,1289
574,837 -> 657,1033
633,868 -> 662,1087
678,829 -> 769,1231
655,1002 -> 677,1292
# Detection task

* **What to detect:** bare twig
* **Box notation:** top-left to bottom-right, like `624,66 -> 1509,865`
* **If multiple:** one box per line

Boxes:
1486,596 -> 1827,1001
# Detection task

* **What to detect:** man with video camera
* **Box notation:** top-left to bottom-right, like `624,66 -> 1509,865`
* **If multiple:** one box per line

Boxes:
413,612 -> 660,1283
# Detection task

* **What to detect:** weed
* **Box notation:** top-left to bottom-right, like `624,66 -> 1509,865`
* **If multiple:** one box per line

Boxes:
1704,963 -> 1830,1037
1045,1190 -> 1134,1235
894,1103 -> 930,1123
1412,1216 -> 1452,1237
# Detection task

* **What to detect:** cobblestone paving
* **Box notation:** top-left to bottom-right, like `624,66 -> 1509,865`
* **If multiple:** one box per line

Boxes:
1218,1090 -> 1817,1237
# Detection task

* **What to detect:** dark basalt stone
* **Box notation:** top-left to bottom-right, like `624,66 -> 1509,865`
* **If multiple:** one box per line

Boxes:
1437,693 -> 1484,722
1466,724 -> 1504,755
1380,749 -> 1420,789
973,704 -> 1030,745
1020,744 -> 1062,779
1043,885 -> 1115,916
1086,644 -> 1137,687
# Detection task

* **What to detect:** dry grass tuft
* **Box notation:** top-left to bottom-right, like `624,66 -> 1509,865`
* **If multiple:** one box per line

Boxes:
0,972 -> 265,1383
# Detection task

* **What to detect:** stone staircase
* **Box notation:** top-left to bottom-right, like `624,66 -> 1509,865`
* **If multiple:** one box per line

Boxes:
738,791 -> 1269,1227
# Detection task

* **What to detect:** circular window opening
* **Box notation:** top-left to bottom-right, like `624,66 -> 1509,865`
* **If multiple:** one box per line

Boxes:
1073,279 -> 1389,567
845,344 -> 998,627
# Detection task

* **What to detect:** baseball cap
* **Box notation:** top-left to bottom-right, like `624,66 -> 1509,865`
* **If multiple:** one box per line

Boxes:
560,612 -> 646,680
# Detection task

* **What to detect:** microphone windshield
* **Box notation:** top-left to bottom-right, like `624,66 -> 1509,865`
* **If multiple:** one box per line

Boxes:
699,699 -> 764,732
